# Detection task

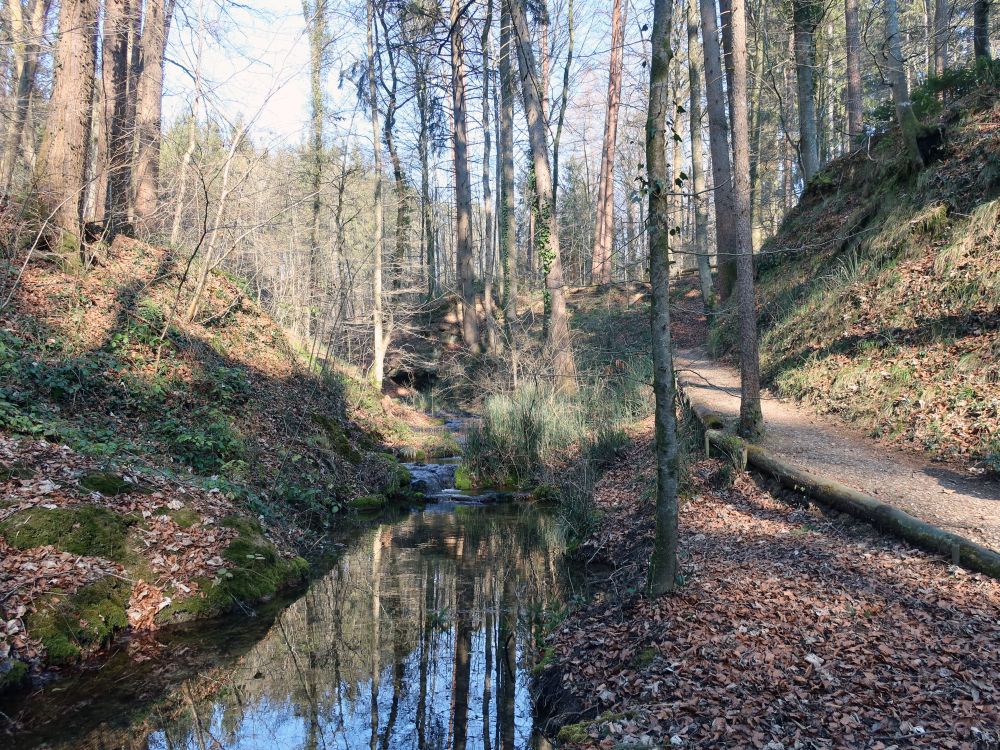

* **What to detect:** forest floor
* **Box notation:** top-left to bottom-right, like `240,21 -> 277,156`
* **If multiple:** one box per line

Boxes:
670,282 -> 1000,552
539,427 -> 1000,749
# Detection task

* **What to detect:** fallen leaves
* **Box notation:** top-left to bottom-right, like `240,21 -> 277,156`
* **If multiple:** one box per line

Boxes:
544,429 -> 1000,749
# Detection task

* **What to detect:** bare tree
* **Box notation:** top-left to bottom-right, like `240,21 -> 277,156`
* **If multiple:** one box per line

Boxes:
508,0 -> 576,389
369,0 -> 390,385
845,0 -> 863,141
498,0 -> 518,322
0,0 -> 51,197
792,0 -> 822,181
303,0 -> 327,327
886,0 -> 924,170
646,0 -> 680,598
687,0 -> 714,307
481,0 -> 498,354
450,0 -> 482,352
700,0 -> 738,302
932,0 -> 949,76
730,0 -> 763,438
591,0 -> 626,286
973,0 -> 991,60
35,0 -> 99,264
133,0 -> 176,232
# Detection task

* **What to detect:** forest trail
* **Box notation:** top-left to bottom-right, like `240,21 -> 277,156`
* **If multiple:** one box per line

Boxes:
675,347 -> 1000,553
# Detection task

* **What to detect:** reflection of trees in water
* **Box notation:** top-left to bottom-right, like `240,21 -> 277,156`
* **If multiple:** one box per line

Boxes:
149,506 -> 564,750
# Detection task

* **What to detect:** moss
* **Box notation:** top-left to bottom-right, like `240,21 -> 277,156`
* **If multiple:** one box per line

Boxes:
27,577 -> 131,664
0,463 -> 33,481
0,506 -> 137,562
154,505 -> 201,528
312,414 -> 361,463
0,659 -> 29,693
531,483 -> 560,504
159,519 -> 307,622
80,471 -> 145,496
348,494 -> 387,512
556,722 -> 591,745
633,647 -> 659,668
454,465 -> 474,491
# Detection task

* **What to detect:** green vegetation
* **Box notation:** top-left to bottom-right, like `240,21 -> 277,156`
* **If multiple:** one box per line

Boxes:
0,506 -> 137,562
26,577 -> 131,664
347,494 -> 387,512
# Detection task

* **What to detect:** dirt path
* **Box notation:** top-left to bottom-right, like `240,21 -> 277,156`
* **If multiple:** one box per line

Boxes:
676,346 -> 1000,552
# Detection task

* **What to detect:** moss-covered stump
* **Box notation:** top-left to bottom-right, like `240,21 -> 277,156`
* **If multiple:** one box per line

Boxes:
0,505 -> 137,562
27,577 -> 131,664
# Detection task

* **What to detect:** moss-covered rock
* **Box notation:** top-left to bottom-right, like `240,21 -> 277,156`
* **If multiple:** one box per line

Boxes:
348,494 -> 387,512
153,505 -> 201,528
0,659 -> 29,693
80,471 -> 145,496
360,452 -> 412,497
158,514 -> 307,623
27,576 -> 131,664
0,505 -> 137,562
454,465 -> 474,491
312,414 -> 361,463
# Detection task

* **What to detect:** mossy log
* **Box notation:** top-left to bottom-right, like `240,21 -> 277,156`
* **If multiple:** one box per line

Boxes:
698,427 -> 1000,579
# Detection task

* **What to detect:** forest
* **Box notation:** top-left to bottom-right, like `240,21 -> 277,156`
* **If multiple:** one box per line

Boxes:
0,0 -> 998,747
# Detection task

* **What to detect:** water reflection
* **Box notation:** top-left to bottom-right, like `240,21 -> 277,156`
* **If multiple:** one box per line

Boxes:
16,503 -> 565,750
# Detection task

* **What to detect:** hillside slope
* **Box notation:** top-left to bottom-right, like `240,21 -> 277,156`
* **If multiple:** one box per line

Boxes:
730,84 -> 999,473
0,237 -> 453,690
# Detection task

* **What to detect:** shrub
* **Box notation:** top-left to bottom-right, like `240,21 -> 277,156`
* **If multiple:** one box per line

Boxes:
156,407 -> 244,474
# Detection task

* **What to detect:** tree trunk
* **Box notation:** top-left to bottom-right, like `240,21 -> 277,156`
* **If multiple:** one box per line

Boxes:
933,0 -> 948,76
482,0 -> 498,354
550,0 -> 574,194
499,1 -> 519,324
886,0 -> 925,170
508,0 -> 576,389
700,0 -> 738,302
646,0 -> 680,598
729,0 -> 763,438
368,0 -> 389,386
793,0 -> 822,181
132,0 -> 175,234
687,0 -> 715,312
1,0 -> 51,197
415,59 -> 436,298
973,0 -> 991,60
591,0 -> 626,286
845,0 -> 863,141
450,0 -> 482,352
303,0 -> 326,329
99,0 -> 135,233
35,0 -> 99,265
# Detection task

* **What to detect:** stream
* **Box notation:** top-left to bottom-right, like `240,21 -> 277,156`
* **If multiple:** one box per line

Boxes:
1,428 -> 569,750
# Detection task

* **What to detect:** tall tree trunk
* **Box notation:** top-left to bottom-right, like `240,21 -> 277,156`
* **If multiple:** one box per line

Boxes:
646,0 -> 680,598
415,59 -> 437,298
368,0 -> 389,386
550,0 -> 574,193
303,0 -> 326,329
499,1 -> 519,327
845,0 -> 864,141
482,0 -> 498,354
1,0 -> 51,197
379,9 -> 408,291
793,0 -> 822,181
687,0 -> 714,306
973,0 -> 991,60
591,0 -> 626,286
451,0 -> 482,352
170,0 -> 204,245
730,0 -> 763,438
99,0 -> 135,232
132,0 -> 175,234
508,0 -> 576,389
700,0 -> 738,302
36,0 -> 99,265
887,0 -> 925,170
933,0 -> 949,75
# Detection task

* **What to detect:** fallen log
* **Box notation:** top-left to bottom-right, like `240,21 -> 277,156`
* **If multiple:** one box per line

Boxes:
698,428 -> 1000,579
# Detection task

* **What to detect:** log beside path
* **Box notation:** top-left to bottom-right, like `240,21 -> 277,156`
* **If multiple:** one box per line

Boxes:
676,347 -> 1000,577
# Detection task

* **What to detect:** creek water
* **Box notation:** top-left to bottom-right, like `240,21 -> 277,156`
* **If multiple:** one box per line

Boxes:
2,451 -> 569,750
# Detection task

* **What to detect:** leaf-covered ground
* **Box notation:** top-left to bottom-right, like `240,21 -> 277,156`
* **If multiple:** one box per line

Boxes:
540,424 -> 1000,749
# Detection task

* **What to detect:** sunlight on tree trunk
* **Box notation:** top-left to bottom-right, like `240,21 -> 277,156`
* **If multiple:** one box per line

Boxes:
646,0 -> 681,599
